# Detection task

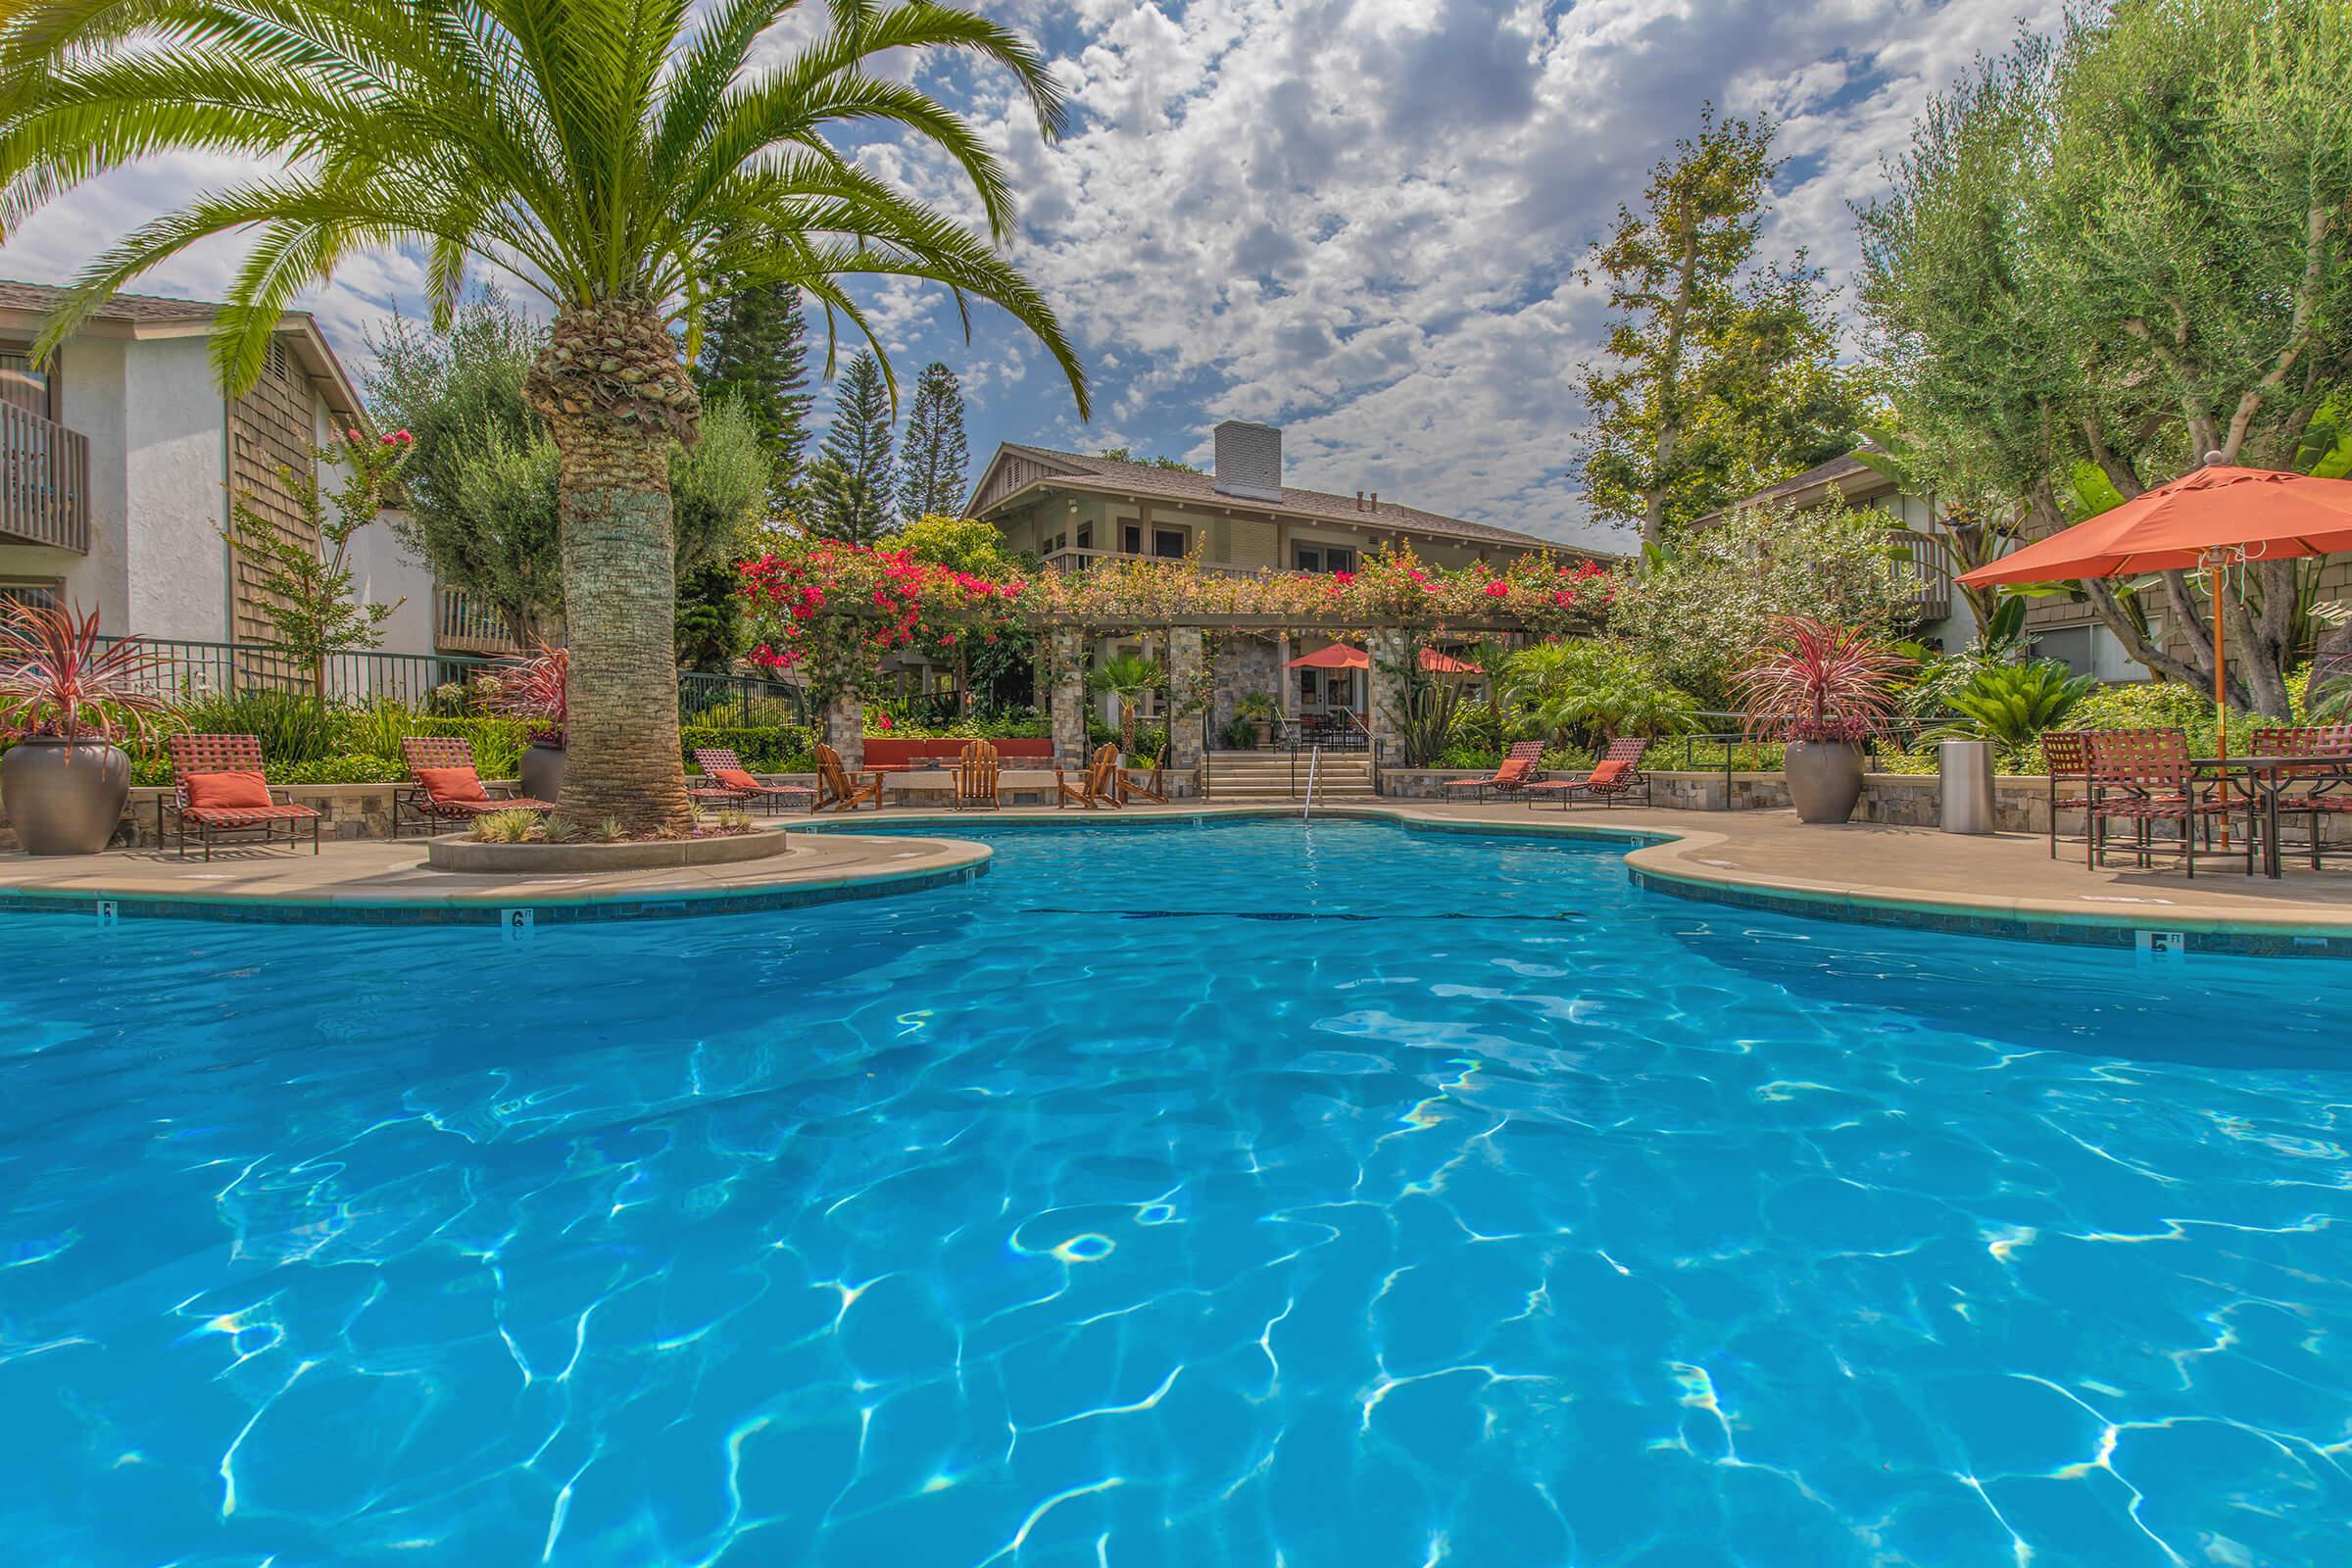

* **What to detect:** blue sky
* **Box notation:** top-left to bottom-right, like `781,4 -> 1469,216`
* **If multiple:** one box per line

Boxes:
2,0 -> 2061,550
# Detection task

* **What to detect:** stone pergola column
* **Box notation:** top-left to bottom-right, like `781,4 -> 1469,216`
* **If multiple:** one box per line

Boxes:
1168,627 -> 1205,795
822,693 -> 863,769
1365,628 -> 1409,759
1051,630 -> 1088,766
1277,632 -> 1298,722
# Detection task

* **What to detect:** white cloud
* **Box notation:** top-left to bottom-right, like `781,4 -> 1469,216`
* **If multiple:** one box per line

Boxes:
0,0 -> 2066,548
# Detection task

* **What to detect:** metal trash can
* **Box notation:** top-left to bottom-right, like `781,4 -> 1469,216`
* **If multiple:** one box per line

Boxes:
1939,740 -> 1996,835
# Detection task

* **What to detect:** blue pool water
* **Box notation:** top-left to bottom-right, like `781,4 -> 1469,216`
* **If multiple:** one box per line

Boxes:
3,817 -> 2350,1566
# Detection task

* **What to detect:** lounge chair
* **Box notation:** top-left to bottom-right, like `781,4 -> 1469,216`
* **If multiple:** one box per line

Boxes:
164,733 -> 319,859
952,739 -> 1001,810
1527,737 -> 1650,808
1116,747 -> 1169,805
690,747 -> 815,815
2084,728 -> 2247,876
396,736 -> 555,836
812,743 -> 884,811
1441,740 -> 1544,802
1056,742 -> 1122,808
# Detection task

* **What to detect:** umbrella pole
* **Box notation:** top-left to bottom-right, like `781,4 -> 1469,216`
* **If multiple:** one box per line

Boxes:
2213,559 -> 2229,851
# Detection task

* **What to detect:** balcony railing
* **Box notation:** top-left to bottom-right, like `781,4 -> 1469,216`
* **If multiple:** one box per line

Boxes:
1043,547 -> 1259,576
0,402 -> 90,554
1890,528 -> 1952,625
435,584 -> 521,654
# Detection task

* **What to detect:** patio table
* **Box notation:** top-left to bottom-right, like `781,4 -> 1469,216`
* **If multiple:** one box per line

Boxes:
2187,755 -> 2350,879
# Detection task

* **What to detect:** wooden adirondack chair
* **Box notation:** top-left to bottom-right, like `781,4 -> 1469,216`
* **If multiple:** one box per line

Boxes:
1116,747 -> 1168,804
1055,742 -> 1123,808
952,739 -> 1002,809
812,743 -> 884,811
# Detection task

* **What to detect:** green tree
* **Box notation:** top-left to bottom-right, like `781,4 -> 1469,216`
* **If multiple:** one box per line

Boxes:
1577,106 -> 1864,546
896,362 -> 970,522
1096,445 -> 1204,473
0,0 -> 1088,831
370,300 -> 768,645
810,351 -> 896,544
226,429 -> 411,706
1860,0 -> 2352,715
1086,653 -> 1165,755
1611,500 -> 1917,707
367,294 -> 558,645
698,280 -> 813,512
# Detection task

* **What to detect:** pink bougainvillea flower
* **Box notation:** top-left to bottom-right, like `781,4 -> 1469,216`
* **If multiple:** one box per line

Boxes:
1484,580 -> 1509,597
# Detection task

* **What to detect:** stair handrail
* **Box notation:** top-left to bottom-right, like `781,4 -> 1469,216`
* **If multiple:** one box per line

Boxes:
1303,745 -> 1320,819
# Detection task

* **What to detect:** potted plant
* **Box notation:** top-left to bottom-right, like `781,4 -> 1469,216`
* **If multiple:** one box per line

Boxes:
1732,615 -> 1907,824
0,603 -> 178,854
487,641 -> 568,802
1234,690 -> 1279,749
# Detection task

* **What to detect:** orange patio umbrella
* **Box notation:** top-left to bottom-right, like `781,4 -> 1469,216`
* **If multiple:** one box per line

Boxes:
1282,643 -> 1484,674
1956,464 -> 2352,758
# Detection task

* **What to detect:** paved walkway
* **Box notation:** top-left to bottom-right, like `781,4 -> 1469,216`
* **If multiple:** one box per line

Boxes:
0,827 -> 989,921
4,801 -> 2350,943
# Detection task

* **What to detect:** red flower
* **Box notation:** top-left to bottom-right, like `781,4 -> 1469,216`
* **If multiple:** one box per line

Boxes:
876,713 -> 894,731
1484,580 -> 1509,598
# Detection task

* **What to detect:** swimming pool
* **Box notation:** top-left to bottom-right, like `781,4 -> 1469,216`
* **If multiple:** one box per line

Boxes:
4,816 -> 2348,1564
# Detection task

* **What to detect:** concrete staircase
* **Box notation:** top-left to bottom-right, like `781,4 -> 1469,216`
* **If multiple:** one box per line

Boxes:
1205,748 -> 1376,804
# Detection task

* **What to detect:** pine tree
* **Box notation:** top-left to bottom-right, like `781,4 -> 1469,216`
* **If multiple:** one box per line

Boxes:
895,362 -> 971,521
697,280 -> 813,509
1576,106 -> 1863,547
809,351 -> 895,544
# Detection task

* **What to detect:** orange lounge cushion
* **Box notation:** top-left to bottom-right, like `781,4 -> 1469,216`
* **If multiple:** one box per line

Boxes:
183,769 -> 272,810
1494,757 -> 1534,783
1587,759 -> 1630,787
712,767 -> 763,791
416,764 -> 489,802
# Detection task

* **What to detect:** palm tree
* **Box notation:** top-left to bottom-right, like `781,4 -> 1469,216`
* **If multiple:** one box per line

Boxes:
1086,653 -> 1165,755
0,0 -> 1089,832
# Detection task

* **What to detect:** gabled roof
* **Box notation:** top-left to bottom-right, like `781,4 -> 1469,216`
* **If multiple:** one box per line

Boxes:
1695,449 -> 1896,526
0,276 -> 367,421
971,441 -> 1607,560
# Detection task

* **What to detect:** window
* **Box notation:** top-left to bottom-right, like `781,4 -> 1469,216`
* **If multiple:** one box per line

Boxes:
1296,546 -> 1321,572
0,580 -> 61,612
1294,544 -> 1355,572
2031,626 -> 2095,678
1298,669 -> 1320,705
1076,525 -> 1092,551
1326,546 -> 1356,573
1122,523 -> 1142,555
0,348 -> 53,421
1153,527 -> 1185,559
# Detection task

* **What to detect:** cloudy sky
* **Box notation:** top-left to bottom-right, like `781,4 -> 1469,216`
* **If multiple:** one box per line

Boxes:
3,0 -> 2062,551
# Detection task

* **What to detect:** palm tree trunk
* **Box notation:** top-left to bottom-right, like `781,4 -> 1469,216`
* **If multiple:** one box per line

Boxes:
524,298 -> 703,833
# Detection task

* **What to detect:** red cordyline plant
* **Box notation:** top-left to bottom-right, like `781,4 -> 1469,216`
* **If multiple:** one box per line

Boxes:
485,641 -> 567,747
1733,615 -> 1909,744
0,601 -> 179,748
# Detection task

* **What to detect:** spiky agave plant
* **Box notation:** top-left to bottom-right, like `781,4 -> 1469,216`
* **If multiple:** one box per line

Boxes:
485,642 -> 569,748
1732,616 -> 1910,745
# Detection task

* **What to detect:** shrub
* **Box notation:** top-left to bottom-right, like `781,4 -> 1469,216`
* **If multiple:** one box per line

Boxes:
680,722 -> 810,772
173,688 -> 343,763
469,808 -> 538,843
277,754 -> 409,784
1941,660 -> 2098,747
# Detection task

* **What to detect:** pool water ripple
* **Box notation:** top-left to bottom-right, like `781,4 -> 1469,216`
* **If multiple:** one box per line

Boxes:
2,817 -> 2349,1565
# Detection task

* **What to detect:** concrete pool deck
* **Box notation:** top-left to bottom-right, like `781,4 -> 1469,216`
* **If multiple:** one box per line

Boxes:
2,801 -> 2350,949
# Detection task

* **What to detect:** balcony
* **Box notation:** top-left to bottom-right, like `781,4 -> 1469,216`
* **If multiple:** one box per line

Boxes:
435,583 -> 521,654
0,402 -> 90,554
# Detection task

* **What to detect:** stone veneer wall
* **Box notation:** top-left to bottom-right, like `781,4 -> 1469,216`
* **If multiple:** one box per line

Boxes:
1207,633 -> 1284,746
0,781 -> 419,852
821,697 -> 863,770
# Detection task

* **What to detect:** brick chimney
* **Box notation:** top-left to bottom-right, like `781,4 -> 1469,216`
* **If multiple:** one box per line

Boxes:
1212,420 -> 1283,502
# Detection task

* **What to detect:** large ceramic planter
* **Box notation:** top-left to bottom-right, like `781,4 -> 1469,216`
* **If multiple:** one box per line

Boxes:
1784,740 -> 1865,824
518,744 -> 565,803
2,736 -> 130,855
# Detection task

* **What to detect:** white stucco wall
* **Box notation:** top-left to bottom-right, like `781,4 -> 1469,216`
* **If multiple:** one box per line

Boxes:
121,335 -> 229,641
344,503 -> 436,660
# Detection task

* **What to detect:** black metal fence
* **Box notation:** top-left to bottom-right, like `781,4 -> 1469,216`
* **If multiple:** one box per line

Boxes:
104,637 -> 816,725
